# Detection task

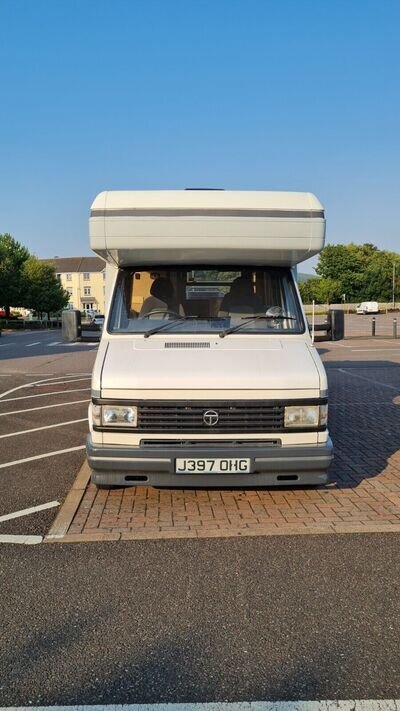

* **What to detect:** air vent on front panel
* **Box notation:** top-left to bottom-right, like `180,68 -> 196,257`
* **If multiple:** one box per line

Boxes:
164,342 -> 211,349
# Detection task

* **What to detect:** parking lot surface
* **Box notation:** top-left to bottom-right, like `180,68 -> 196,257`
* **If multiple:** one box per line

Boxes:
1,329 -> 400,543
1,328 -> 400,705
314,311 -> 399,338
0,330 -> 96,539
47,337 -> 400,542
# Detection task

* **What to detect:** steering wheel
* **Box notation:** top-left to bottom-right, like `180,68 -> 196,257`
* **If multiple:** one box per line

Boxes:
265,306 -> 284,317
142,309 -> 183,320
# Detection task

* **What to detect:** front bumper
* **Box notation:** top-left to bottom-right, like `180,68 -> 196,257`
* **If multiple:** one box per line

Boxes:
86,435 -> 334,487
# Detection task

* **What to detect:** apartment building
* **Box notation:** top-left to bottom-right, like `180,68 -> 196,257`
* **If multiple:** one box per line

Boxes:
44,257 -> 106,313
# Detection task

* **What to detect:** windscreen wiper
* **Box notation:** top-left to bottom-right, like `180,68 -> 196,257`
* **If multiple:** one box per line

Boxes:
219,314 -> 297,338
144,316 -> 198,339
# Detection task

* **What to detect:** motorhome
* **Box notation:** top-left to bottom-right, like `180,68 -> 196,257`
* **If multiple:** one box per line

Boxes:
87,190 -> 333,488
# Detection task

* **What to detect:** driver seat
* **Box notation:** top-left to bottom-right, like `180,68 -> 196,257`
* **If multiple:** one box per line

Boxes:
139,277 -> 174,318
219,276 -> 263,316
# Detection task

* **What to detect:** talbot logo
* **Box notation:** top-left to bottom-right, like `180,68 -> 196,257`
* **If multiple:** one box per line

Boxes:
203,409 -> 219,427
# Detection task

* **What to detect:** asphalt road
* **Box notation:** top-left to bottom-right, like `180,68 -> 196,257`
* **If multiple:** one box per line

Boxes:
1,535 -> 400,705
0,326 -> 98,362
0,330 -> 93,536
0,332 -> 399,704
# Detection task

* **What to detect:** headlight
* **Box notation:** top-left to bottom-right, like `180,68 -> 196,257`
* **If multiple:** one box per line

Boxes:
91,403 -> 138,427
284,404 -> 327,428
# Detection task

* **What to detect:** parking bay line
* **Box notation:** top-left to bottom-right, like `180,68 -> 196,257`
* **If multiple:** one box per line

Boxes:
0,387 -> 90,403
0,373 -> 91,399
0,445 -> 86,470
0,701 -> 399,710
0,399 -> 89,417
0,535 -> 42,545
0,500 -> 59,523
25,341 -> 41,347
338,368 -> 399,391
351,348 -> 400,352
0,418 -> 87,439
33,377 -> 90,387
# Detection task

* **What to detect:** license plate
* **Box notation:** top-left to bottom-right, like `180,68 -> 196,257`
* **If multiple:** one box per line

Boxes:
175,458 -> 251,474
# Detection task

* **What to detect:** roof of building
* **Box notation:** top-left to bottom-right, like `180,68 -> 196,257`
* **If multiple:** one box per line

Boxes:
42,256 -> 105,273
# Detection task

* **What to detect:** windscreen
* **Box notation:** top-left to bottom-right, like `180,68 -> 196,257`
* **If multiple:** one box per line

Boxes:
108,266 -> 304,335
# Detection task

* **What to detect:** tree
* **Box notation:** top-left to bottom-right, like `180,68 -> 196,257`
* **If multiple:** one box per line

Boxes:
315,243 -> 400,303
315,277 -> 342,304
362,251 -> 400,302
299,276 -> 342,304
22,257 -> 70,318
316,243 -> 364,301
299,277 -> 321,303
0,234 -> 30,317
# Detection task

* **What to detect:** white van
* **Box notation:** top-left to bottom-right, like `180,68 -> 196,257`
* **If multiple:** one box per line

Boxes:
356,301 -> 379,314
87,190 -> 333,488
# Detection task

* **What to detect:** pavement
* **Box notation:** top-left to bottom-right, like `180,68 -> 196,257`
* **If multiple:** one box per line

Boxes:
0,329 -> 400,705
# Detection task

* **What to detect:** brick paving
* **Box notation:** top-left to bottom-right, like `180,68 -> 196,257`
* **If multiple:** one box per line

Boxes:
47,341 -> 400,542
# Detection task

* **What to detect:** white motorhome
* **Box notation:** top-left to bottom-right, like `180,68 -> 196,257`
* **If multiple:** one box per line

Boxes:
87,190 -> 333,488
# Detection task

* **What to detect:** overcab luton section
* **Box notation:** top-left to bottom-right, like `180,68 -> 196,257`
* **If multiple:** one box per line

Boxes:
87,190 -> 333,489
89,190 -> 325,266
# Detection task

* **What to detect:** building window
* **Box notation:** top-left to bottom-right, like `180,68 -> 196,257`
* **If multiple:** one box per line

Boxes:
66,273 -> 72,281
83,272 -> 90,280
84,303 -> 93,310
84,287 -> 91,295
102,271 -> 106,280
67,288 -> 73,295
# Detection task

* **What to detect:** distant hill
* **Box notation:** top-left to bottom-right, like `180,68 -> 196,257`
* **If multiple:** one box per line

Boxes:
297,272 -> 315,283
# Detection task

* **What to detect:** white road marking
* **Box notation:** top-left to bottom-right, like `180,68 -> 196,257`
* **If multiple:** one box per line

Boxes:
0,445 -> 86,469
0,374 -> 90,399
0,534 -> 42,545
66,372 -> 92,375
319,342 -> 353,348
0,701 -> 398,710
0,387 -> 90,403
48,341 -> 62,346
0,500 -> 59,522
33,377 -> 90,387
0,342 -> 16,347
0,399 -> 89,417
17,372 -> 55,376
0,418 -> 87,439
26,341 -> 41,347
339,368 -> 399,391
351,348 -> 400,352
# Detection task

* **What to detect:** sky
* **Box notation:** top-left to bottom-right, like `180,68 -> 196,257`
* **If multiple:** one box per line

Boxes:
0,0 -> 399,272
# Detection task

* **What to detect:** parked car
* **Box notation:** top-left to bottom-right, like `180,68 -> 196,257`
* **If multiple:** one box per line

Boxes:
91,314 -> 105,327
356,301 -> 379,314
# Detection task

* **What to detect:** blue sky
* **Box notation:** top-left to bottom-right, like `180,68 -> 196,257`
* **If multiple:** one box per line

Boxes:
0,0 -> 399,271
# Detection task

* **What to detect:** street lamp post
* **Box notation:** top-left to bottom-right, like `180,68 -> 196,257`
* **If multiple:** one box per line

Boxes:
393,262 -> 396,310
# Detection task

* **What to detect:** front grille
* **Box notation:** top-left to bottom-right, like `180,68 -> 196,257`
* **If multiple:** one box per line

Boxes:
137,401 -> 285,433
140,439 -> 281,448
